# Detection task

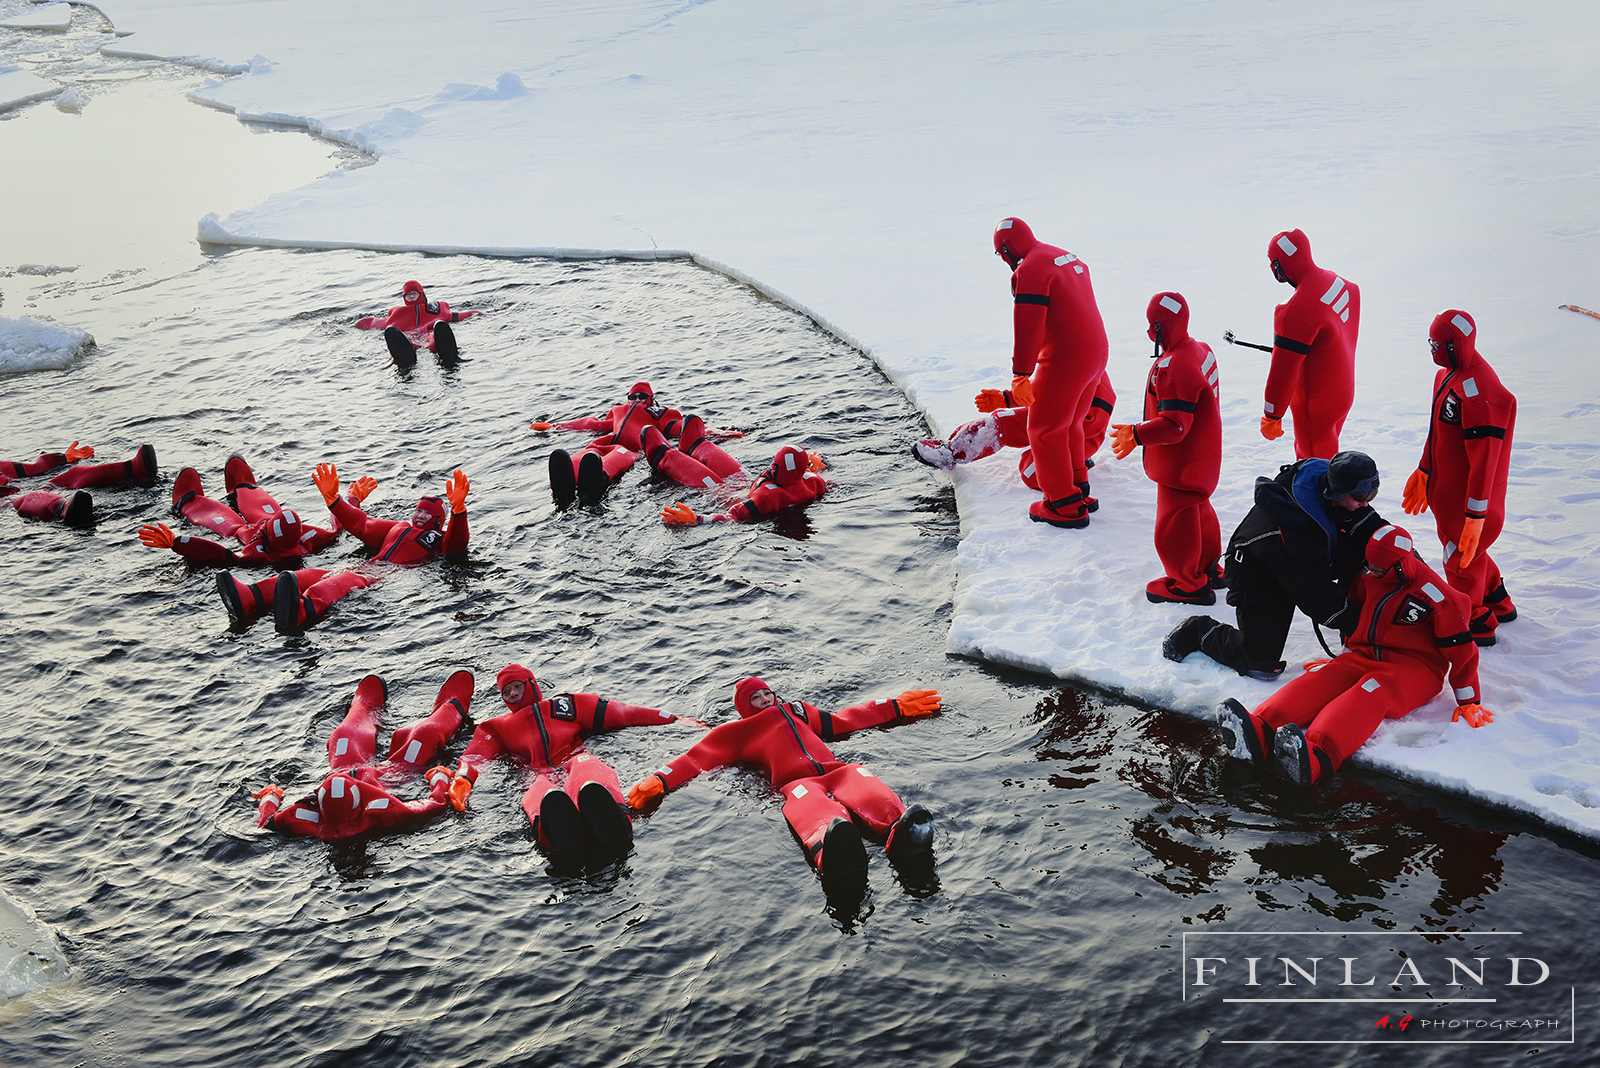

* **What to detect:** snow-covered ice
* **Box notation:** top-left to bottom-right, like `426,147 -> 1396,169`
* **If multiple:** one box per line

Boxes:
0,889 -> 70,1002
0,2 -> 71,31
21,1 -> 1600,838
0,315 -> 93,374
0,68 -> 64,111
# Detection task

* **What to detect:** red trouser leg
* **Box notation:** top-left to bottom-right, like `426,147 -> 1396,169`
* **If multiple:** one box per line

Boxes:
1255,655 -> 1441,771
180,493 -> 246,538
781,763 -> 906,861
12,491 -> 66,520
47,458 -> 130,488
303,570 -> 376,616
1153,485 -> 1212,593
946,414 -> 1005,465
1288,382 -> 1351,461
1029,349 -> 1109,501
1438,510 -> 1505,632
387,704 -> 464,772
1254,657 -> 1369,733
655,448 -> 723,489
598,446 -> 640,482
520,772 -> 559,841
327,676 -> 384,770
563,752 -> 625,805
233,485 -> 286,524
682,438 -> 742,480
781,775 -> 854,859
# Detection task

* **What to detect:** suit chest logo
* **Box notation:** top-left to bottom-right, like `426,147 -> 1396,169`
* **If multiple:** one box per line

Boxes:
1438,390 -> 1462,426
549,694 -> 577,721
1394,595 -> 1432,626
415,528 -> 443,552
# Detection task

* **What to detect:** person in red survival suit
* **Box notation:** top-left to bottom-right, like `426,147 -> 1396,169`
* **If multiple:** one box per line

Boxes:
658,445 -> 826,528
1261,229 -> 1360,460
911,372 -> 1117,492
530,381 -> 689,452
547,442 -> 642,509
355,280 -> 479,362
1213,524 -> 1492,787
1,440 -> 158,490
1401,310 -> 1518,647
993,217 -> 1111,528
137,455 -> 354,567
445,664 -> 697,857
210,463 -> 470,634
4,488 -> 95,527
252,671 -> 473,840
626,676 -> 940,892
1109,292 -> 1224,605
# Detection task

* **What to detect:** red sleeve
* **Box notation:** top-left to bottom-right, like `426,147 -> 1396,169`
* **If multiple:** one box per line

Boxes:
1264,300 -> 1315,418
1010,261 -> 1051,376
455,721 -> 510,782
1133,356 -> 1203,447
442,510 -> 468,553
0,452 -> 70,478
1460,386 -> 1514,520
581,694 -> 675,732
554,417 -> 610,432
298,525 -> 340,553
170,534 -> 242,566
811,697 -> 905,740
1425,580 -> 1482,703
361,791 -> 448,830
655,719 -> 758,792
329,496 -> 399,549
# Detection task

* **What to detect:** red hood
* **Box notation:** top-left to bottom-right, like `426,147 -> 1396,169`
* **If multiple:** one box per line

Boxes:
765,446 -> 810,488
402,280 -> 427,305
1268,229 -> 1315,287
261,509 -> 303,554
496,663 -> 541,709
994,217 -> 1038,269
734,676 -> 771,718
1429,309 -> 1480,371
1145,291 -> 1191,352
1364,523 -> 1420,583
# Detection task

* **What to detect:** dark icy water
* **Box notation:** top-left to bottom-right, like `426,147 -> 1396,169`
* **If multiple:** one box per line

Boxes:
0,251 -> 1594,1066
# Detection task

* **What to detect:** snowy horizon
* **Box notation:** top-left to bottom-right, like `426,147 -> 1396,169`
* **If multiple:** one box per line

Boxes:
5,1 -> 1599,840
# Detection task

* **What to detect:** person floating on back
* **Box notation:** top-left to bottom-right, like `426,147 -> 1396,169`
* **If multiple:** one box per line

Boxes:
660,445 -> 825,528
355,280 -> 479,364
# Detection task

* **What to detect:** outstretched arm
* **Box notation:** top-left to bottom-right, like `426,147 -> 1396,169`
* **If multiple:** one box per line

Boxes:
812,690 -> 941,740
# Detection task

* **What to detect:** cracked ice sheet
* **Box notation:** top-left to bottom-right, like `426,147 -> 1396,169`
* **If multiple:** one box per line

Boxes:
78,0 -> 1600,839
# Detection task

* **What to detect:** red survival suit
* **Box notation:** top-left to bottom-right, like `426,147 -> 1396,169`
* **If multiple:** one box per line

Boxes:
355,280 -> 477,335
551,382 -> 688,452
1410,309 -> 1517,643
160,460 -> 342,566
451,664 -> 678,848
1264,229 -> 1360,459
0,443 -> 157,489
1243,524 -> 1482,783
1129,292 -> 1223,601
994,217 -> 1110,525
641,415 -> 744,488
6,489 -> 92,526
256,672 -> 471,840
727,446 -> 825,521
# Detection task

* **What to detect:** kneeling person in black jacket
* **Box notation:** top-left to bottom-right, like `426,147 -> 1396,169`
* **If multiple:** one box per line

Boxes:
1163,451 -> 1385,679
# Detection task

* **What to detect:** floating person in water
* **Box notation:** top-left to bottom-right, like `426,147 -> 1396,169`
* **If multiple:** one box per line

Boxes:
660,445 -> 826,528
3,488 -> 94,527
530,381 -> 689,452
626,676 -> 940,894
253,671 -> 474,840
139,455 -> 357,567
1213,524 -> 1492,788
547,442 -> 642,509
355,280 -> 479,364
445,664 -> 695,859
1,440 -> 158,490
214,463 -> 470,633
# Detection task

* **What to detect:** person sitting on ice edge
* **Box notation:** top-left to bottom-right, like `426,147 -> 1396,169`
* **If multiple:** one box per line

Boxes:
253,670 -> 474,840
139,455 -> 356,568
1213,523 -> 1492,788
660,445 -> 826,528
626,676 -> 940,895
355,280 -> 479,364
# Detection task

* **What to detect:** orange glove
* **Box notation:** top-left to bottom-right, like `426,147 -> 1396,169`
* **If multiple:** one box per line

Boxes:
1456,516 -> 1485,567
529,421 -> 554,432
1260,415 -> 1284,441
251,783 -> 284,801
1302,658 -> 1334,672
1402,468 -> 1429,515
138,522 -> 176,549
445,470 -> 469,513
448,775 -> 473,811
425,766 -> 453,802
1110,424 -> 1137,460
1009,375 -> 1036,408
807,451 -> 826,473
350,476 -> 378,502
662,502 -> 701,526
64,441 -> 95,462
626,777 -> 665,810
712,429 -> 747,441
677,716 -> 711,731
312,462 -> 341,505
1452,703 -> 1494,728
974,388 -> 1009,414
896,689 -> 941,717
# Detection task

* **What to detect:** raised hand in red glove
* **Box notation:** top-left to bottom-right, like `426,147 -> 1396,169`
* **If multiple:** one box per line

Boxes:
445,470 -> 469,514
138,522 -> 176,549
350,476 -> 378,503
1402,468 -> 1429,515
312,462 -> 341,506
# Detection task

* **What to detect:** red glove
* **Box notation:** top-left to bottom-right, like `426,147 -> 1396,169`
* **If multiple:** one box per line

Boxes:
64,441 -> 95,462
896,689 -> 941,717
662,502 -> 701,526
974,388 -> 1009,414
251,783 -> 284,801
1456,516 -> 1485,567
445,470 -> 469,514
1402,468 -> 1429,515
677,716 -> 711,731
626,777 -> 665,810
529,422 -> 554,432
807,452 -> 826,473
712,428 -> 747,441
1302,658 -> 1334,672
1260,415 -> 1284,441
1110,424 -> 1137,460
448,775 -> 473,811
350,476 -> 378,503
1452,703 -> 1493,728
312,462 -> 341,506
1009,375 -> 1036,408
138,522 -> 176,549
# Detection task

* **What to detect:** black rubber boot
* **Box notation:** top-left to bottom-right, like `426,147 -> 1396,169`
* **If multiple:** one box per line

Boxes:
272,570 -> 303,636
549,450 -> 576,507
577,781 -> 633,852
385,326 -> 417,365
62,491 -> 93,528
538,790 -> 587,854
885,804 -> 934,864
817,817 -> 868,893
432,320 -> 459,360
577,451 -> 608,506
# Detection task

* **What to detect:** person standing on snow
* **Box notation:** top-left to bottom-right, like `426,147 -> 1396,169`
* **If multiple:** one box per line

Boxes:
1109,292 -> 1223,605
1401,309 -> 1517,646
992,217 -> 1110,528
1260,229 -> 1360,459
1162,451 -> 1387,679
1213,523 -> 1492,787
